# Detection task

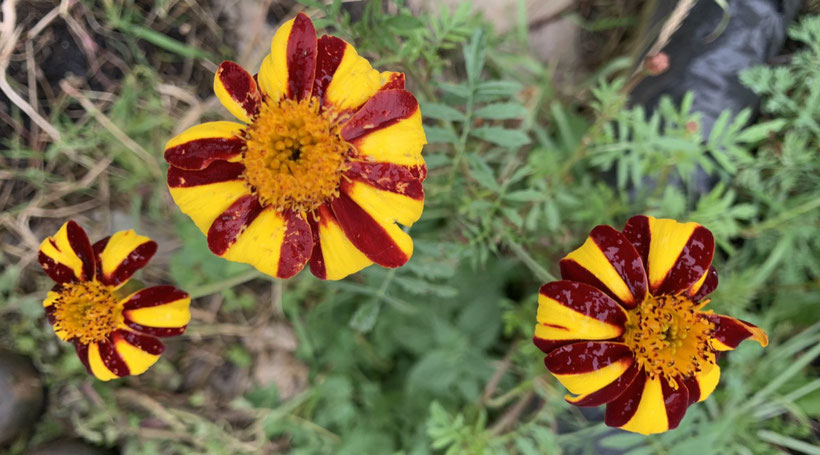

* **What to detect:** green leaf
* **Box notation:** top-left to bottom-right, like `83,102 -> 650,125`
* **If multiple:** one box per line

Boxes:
470,126 -> 530,148
421,103 -> 465,121
735,118 -> 788,143
424,125 -> 459,143
473,102 -> 527,119
349,300 -> 382,333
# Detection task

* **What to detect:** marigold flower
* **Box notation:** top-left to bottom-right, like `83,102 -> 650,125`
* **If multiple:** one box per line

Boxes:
164,13 -> 426,280
38,221 -> 191,381
533,215 -> 768,435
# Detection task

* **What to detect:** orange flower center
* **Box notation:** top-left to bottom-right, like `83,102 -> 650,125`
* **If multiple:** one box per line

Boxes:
624,294 -> 714,388
242,97 -> 349,213
52,281 -> 122,345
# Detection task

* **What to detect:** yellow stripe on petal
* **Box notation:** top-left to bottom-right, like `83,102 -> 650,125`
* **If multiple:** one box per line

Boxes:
87,343 -> 118,381
344,180 -> 423,227
114,338 -> 160,376
534,294 -> 624,341
99,230 -> 152,279
695,364 -> 720,403
317,216 -> 373,281
324,41 -> 382,111
43,291 -> 59,307
353,109 -> 426,167
169,181 -> 251,234
553,358 -> 632,396
562,237 -> 634,308
646,217 -> 698,288
165,121 -> 244,151
125,298 -> 191,329
619,377 -> 668,435
258,18 -> 294,102
221,208 -> 286,277
39,222 -> 86,280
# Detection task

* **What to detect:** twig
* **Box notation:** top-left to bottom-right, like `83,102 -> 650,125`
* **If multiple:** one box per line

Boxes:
488,390 -> 535,436
0,0 -> 62,141
60,79 -> 162,177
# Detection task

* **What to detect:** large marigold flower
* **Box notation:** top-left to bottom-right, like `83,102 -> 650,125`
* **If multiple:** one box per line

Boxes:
38,221 -> 191,381
532,215 -> 768,435
164,13 -> 426,281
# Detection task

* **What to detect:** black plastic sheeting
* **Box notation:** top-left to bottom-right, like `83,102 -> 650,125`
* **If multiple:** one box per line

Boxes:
632,0 -> 802,137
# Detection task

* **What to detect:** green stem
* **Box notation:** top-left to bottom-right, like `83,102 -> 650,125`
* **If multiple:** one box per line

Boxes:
505,238 -> 557,283
186,269 -> 265,299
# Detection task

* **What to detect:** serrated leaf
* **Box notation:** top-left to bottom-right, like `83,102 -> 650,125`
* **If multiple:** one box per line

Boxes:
470,126 -> 530,148
349,300 -> 382,333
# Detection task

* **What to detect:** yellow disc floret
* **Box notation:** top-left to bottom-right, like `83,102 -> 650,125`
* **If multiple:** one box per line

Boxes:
242,97 -> 349,213
624,294 -> 715,388
51,281 -> 122,345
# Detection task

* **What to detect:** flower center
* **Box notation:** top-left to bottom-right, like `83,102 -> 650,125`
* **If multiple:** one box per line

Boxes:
624,294 -> 715,388
52,281 -> 122,345
242,97 -> 349,213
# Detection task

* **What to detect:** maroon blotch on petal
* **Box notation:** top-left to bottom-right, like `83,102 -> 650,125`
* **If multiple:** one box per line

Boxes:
307,213 -> 327,280
544,341 -> 632,375
655,226 -> 714,295
98,339 -> 129,377
330,192 -> 408,267
691,266 -> 718,302
312,35 -> 346,103
277,211 -> 313,279
589,225 -> 647,308
167,160 -> 245,188
341,89 -> 419,142
165,137 -> 246,171
344,161 -> 425,200
568,363 -> 640,407
661,377 -> 690,430
604,371 -> 647,427
286,13 -> 318,101
114,330 -> 165,356
207,195 -> 265,255
216,61 -> 261,118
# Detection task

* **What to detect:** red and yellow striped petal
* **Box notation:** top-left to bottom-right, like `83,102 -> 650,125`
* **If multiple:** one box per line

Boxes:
38,220 -> 95,284
706,313 -> 768,351
121,286 -> 191,337
308,204 -> 373,280
110,330 -> 164,377
258,13 -> 317,102
80,330 -> 166,381
320,38 -> 382,112
167,161 -> 252,234
379,71 -> 405,91
341,89 -> 426,167
681,364 -> 721,405
566,363 -> 641,407
559,225 -> 647,309
545,341 -> 635,398
86,339 -> 129,381
214,61 -> 261,123
341,177 -> 423,229
533,281 -> 628,354
92,230 -> 157,289
207,197 -> 313,279
164,122 -> 245,171
622,215 -> 715,295
605,373 -> 690,435
689,266 -> 718,302
330,191 -> 414,269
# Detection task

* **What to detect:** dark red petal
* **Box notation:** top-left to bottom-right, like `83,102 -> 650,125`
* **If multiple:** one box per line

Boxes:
38,251 -> 79,284
312,35 -> 346,103
122,286 -> 190,311
344,161 -> 425,200
661,378 -> 690,430
622,215 -> 651,269
113,330 -> 165,356
207,194 -> 265,255
92,236 -> 157,287
329,192 -> 409,267
590,225 -> 647,307
341,89 -> 419,142
73,341 -> 92,374
287,13 -> 317,101
681,375 -> 701,405
216,60 -> 261,118
167,160 -> 245,188
707,314 -> 767,349
380,72 -> 405,91
544,341 -> 632,375
655,226 -> 714,295
277,211 -> 313,279
605,371 -> 647,428
567,364 -> 640,407
98,339 -> 129,377
307,212 -> 327,280
691,266 -> 719,302
164,136 -> 246,171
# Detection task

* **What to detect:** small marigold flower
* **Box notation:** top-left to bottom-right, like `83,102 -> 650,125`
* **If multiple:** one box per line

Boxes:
533,215 -> 768,435
38,221 -> 191,381
164,13 -> 426,280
